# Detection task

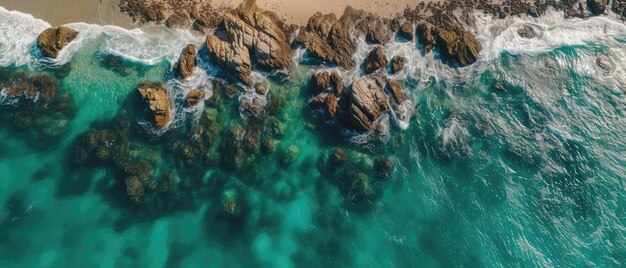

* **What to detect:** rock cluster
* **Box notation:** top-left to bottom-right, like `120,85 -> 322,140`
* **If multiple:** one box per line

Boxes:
416,22 -> 481,66
136,83 -> 171,128
363,47 -> 388,74
205,0 -> 292,85
37,26 -> 79,58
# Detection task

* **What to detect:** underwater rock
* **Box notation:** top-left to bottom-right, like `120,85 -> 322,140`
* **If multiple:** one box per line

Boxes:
588,0 -> 608,15
240,95 -> 265,117
279,145 -> 301,167
176,44 -> 196,79
122,161 -> 154,199
72,129 -> 129,165
517,26 -> 536,39
374,157 -> 394,181
389,55 -> 406,74
205,0 -> 292,84
103,55 -> 132,76
363,46 -> 388,74
397,21 -> 414,41
185,89 -> 205,107
136,83 -> 171,128
3,72 -> 58,105
37,26 -> 79,58
344,76 -> 390,132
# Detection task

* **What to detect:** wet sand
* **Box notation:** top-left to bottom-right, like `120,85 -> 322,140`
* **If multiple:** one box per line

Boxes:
0,0 -> 437,27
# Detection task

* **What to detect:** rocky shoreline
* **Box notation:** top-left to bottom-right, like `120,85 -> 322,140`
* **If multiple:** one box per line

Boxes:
21,0 -> 620,219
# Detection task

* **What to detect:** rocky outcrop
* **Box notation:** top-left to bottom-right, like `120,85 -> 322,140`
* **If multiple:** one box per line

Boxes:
165,12 -> 190,28
363,47 -> 388,74
390,56 -> 406,74
137,83 -> 171,128
37,26 -> 79,58
205,0 -> 292,85
176,44 -> 196,79
416,22 -> 481,66
386,80 -> 408,104
186,89 -> 205,107
344,76 -> 390,132
397,21 -> 414,41
588,0 -> 608,15
301,8 -> 366,68
365,19 -> 391,44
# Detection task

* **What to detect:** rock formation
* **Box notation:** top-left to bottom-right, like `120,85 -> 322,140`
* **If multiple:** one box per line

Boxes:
363,47 -> 388,74
176,44 -> 196,79
397,21 -> 414,41
416,21 -> 481,66
344,76 -> 390,131
205,0 -> 292,85
186,89 -> 205,107
390,56 -> 406,74
588,0 -> 608,15
137,83 -> 171,128
37,26 -> 79,58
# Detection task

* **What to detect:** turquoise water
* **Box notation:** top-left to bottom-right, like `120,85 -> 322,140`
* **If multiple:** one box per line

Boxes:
2,8 -> 626,268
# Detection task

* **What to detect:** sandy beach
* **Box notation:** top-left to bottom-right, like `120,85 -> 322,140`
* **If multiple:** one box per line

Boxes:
0,0 -> 437,27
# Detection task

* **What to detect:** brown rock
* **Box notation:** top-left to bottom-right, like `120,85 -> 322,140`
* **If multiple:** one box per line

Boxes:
254,82 -> 269,95
416,23 -> 436,52
191,10 -> 223,33
305,8 -> 363,68
386,80 -> 408,104
165,12 -> 190,28
345,76 -> 390,131
363,47 -> 388,74
433,26 -> 481,66
365,20 -> 391,44
397,21 -> 414,41
137,83 -> 171,128
310,71 -> 331,94
37,26 -> 79,58
186,89 -> 205,107
390,55 -> 406,74
206,35 -> 252,85
177,44 -> 196,79
325,93 -> 338,118
330,71 -> 343,96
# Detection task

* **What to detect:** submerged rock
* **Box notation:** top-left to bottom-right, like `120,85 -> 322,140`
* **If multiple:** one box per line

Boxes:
37,26 -> 79,58
176,44 -> 196,79
136,83 -> 171,128
389,55 -> 406,74
363,47 -> 388,74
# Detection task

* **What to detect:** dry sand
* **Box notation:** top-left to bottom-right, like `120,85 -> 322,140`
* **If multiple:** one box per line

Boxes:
0,0 -> 437,27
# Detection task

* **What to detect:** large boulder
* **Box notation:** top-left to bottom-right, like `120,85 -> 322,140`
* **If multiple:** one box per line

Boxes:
416,23 -> 436,53
205,0 -> 292,84
37,26 -> 79,58
397,21 -> 414,41
137,83 -> 171,128
433,27 -> 481,66
344,76 -> 390,131
588,0 -> 608,15
304,8 -> 364,68
363,47 -> 387,74
176,44 -> 196,79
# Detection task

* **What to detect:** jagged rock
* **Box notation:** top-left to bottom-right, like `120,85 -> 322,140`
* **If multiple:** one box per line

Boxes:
390,55 -> 406,74
37,26 -> 79,58
588,0 -> 608,15
279,145 -> 301,167
345,76 -> 390,131
517,26 -> 536,39
365,20 -> 391,44
305,8 -> 363,68
191,10 -> 223,33
330,71 -> 343,96
416,23 -> 436,52
254,82 -> 268,95
206,35 -> 252,85
72,129 -> 128,165
165,12 -> 190,28
240,96 -> 265,116
310,71 -> 331,94
397,21 -> 414,41
186,89 -> 205,107
325,93 -> 338,117
137,83 -> 171,128
4,73 -> 59,105
433,26 -> 481,66
363,47 -> 388,74
176,44 -> 196,79
205,0 -> 292,84
386,80 -> 408,104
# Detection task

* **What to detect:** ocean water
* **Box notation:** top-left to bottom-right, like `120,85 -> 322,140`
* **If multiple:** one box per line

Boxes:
1,6 -> 626,268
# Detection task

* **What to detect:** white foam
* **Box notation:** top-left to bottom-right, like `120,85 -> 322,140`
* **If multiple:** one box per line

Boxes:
0,7 -> 50,67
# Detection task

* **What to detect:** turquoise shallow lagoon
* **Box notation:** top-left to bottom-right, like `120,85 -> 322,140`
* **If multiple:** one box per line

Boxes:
1,7 -> 626,268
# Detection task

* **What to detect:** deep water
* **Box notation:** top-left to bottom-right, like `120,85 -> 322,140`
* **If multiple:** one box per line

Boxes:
1,7 -> 626,268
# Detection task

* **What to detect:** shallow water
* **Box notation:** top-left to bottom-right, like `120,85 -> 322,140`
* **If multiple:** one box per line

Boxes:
1,6 -> 626,268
